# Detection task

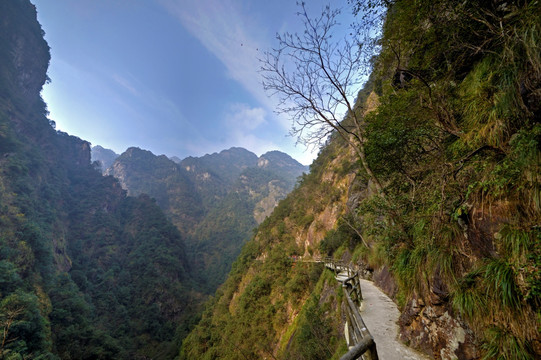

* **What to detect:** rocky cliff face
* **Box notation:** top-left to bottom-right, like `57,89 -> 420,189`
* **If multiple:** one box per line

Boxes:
253,179 -> 285,223
0,1 -> 49,105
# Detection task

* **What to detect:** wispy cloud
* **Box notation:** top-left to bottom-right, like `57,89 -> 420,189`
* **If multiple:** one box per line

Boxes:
158,0 -> 290,130
226,103 -> 266,130
112,73 -> 140,97
158,0 -> 324,164
224,103 -> 277,155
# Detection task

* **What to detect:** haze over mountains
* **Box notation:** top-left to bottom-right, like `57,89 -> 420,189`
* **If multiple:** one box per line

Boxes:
93,145 -> 308,291
0,2 -> 305,357
91,145 -> 118,172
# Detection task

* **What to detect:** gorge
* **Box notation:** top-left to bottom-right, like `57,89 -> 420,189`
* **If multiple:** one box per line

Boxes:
0,1 -> 539,359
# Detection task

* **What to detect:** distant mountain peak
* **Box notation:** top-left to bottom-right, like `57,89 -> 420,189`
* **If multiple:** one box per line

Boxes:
91,145 -> 119,173
256,151 -> 308,183
179,147 -> 258,185
170,155 -> 182,164
221,146 -> 254,154
104,145 -> 307,293
260,150 -> 298,161
124,146 -> 149,156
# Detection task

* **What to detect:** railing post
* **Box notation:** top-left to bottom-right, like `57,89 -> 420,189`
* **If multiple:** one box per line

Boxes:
343,302 -> 357,346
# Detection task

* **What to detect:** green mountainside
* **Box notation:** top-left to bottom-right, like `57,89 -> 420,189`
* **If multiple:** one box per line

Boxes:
0,1 -> 200,358
105,147 -> 204,233
181,1 -> 541,359
2,0 -> 539,359
181,139 -> 361,359
105,146 -> 307,293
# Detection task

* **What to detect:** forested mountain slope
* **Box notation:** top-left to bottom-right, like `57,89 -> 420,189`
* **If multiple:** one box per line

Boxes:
181,132 -> 363,359
182,1 -> 540,359
106,147 -> 204,234
105,146 -> 308,293
0,1 -> 200,358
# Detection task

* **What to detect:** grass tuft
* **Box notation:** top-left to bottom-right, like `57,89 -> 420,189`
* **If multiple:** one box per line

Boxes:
482,326 -> 536,360
483,258 -> 521,310
452,269 -> 486,321
497,225 -> 532,263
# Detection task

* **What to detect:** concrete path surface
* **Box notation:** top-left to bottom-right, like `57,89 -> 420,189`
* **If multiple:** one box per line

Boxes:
358,279 -> 430,360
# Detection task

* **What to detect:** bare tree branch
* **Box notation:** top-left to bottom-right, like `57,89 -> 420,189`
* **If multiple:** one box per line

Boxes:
260,3 -> 385,195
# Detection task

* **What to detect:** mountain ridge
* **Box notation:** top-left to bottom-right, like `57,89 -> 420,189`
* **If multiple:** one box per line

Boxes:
104,145 -> 307,292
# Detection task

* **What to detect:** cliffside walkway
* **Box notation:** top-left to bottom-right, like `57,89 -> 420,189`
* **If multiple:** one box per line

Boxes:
358,278 -> 429,360
315,258 -> 428,360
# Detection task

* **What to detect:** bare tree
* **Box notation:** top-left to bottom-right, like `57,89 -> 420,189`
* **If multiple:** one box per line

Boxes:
260,3 -> 384,194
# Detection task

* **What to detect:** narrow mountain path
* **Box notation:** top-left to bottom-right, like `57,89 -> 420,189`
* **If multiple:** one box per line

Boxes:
358,278 -> 429,360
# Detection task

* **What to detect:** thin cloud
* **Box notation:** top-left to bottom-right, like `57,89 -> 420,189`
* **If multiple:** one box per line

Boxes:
158,0 -> 290,131
223,104 -> 276,156
225,103 -> 267,130
158,0 -> 324,164
108,70 -> 200,140
112,73 -> 140,97
181,103 -> 279,158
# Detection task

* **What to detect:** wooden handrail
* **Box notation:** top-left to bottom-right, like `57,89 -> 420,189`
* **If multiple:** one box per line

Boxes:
321,257 -> 379,360
340,337 -> 376,360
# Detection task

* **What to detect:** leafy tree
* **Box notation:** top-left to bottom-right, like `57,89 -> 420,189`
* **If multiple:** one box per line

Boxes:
0,291 -> 51,358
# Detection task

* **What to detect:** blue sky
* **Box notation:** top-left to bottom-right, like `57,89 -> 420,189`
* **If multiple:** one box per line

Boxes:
33,0 -> 358,165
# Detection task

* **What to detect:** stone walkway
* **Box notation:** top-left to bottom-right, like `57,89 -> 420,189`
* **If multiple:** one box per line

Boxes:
358,279 -> 430,360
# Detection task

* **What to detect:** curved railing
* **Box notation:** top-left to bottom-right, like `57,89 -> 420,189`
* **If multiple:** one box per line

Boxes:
321,258 -> 379,360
